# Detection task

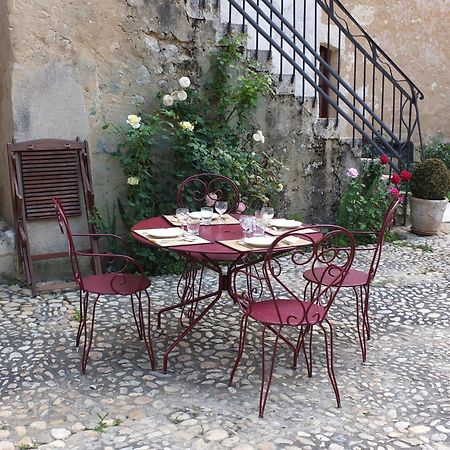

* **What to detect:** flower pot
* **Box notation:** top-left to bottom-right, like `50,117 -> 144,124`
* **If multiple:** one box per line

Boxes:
410,196 -> 448,236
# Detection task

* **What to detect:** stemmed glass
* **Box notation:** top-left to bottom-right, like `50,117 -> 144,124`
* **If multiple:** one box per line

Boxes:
239,215 -> 254,244
261,206 -> 274,221
214,201 -> 228,223
175,207 -> 189,234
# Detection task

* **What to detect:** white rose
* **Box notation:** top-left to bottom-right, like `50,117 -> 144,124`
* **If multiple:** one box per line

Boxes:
179,121 -> 194,132
177,90 -> 188,101
127,176 -> 139,186
126,114 -> 141,129
162,94 -> 174,107
252,130 -> 265,143
178,76 -> 191,88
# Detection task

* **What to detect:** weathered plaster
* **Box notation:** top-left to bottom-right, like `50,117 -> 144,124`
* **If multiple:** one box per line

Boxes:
0,0 -> 14,223
346,0 -> 450,143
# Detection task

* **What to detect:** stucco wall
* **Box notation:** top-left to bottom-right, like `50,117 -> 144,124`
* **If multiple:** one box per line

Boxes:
346,0 -> 449,143
0,1 -> 14,222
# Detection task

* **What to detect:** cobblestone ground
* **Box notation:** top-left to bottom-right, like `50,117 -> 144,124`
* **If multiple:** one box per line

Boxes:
0,228 -> 449,450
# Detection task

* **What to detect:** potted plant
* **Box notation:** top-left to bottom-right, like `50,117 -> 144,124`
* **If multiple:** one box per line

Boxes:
409,158 -> 450,235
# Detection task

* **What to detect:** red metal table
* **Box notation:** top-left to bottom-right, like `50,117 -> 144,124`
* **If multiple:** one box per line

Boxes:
131,216 -> 320,372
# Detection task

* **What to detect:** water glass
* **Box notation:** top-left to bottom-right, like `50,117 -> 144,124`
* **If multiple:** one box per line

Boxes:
186,216 -> 200,237
201,207 -> 214,225
254,210 -> 268,237
176,207 -> 189,232
239,215 -> 254,243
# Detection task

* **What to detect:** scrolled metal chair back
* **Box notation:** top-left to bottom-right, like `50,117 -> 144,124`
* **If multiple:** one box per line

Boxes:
230,225 -> 356,326
367,198 -> 400,282
263,225 -> 355,325
53,197 -> 84,290
177,173 -> 241,213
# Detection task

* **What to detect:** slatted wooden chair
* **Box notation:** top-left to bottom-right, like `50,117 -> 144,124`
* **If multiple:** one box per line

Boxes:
7,138 -> 100,295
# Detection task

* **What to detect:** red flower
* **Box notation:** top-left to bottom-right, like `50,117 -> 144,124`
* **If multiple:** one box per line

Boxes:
400,170 -> 412,182
390,187 -> 400,198
380,154 -> 390,165
391,173 -> 401,185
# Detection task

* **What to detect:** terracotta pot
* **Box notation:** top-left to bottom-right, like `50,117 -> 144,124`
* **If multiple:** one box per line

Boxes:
410,196 -> 448,236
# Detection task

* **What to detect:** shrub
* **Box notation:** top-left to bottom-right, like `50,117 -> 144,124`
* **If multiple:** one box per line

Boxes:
112,34 -> 285,274
421,135 -> 450,170
410,158 -> 450,200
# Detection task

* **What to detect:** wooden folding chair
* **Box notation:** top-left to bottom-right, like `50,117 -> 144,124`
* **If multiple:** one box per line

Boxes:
7,138 -> 100,295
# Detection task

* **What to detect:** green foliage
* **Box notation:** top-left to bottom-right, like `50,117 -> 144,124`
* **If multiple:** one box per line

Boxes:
410,158 -> 450,200
114,34 -> 284,274
421,135 -> 450,170
338,162 -> 391,242
94,413 -> 109,432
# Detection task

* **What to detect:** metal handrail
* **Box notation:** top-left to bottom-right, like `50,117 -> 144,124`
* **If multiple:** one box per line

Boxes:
327,0 -> 424,100
219,0 -> 424,168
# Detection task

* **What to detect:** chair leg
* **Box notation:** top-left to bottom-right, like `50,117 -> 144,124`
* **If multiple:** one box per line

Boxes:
363,285 -> 371,341
229,314 -> 249,386
354,286 -> 367,362
296,325 -> 313,377
81,294 -> 100,374
259,325 -> 281,418
140,290 -> 156,370
320,320 -> 341,408
76,290 -> 86,347
130,294 -> 143,340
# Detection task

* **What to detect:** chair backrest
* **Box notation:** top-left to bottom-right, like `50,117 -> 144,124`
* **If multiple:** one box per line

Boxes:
176,173 -> 241,213
367,198 -> 400,282
231,225 -> 356,325
53,197 -> 85,290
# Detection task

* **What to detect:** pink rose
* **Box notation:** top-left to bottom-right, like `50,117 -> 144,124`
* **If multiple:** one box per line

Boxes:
237,201 -> 246,213
346,168 -> 359,178
205,193 -> 217,207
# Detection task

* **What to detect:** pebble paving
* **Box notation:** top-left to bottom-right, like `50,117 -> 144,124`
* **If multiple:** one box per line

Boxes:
0,227 -> 449,449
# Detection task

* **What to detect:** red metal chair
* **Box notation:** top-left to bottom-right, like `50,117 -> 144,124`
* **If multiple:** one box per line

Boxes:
228,225 -> 356,417
303,198 -> 400,361
156,173 -> 242,329
176,173 -> 241,213
53,198 -> 155,373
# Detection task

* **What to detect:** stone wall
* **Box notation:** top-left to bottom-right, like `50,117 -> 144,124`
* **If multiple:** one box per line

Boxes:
0,0 -> 360,280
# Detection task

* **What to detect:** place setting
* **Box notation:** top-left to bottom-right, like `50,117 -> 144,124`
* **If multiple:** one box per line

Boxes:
163,202 -> 240,226
219,206 -> 316,252
134,208 -> 211,246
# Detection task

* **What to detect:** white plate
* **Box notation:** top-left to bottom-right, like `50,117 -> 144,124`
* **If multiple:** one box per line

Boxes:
270,218 -> 303,229
244,236 -> 276,248
140,228 -> 184,239
189,211 -> 220,220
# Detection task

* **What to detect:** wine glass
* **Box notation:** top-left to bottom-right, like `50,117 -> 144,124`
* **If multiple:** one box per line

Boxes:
239,215 -> 254,243
175,207 -> 189,233
261,206 -> 274,221
214,201 -> 228,222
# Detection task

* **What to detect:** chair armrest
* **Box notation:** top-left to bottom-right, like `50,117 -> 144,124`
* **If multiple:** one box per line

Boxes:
76,251 -> 149,293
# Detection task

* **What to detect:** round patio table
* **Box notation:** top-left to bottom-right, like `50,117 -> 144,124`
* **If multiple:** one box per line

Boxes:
131,215 -> 320,372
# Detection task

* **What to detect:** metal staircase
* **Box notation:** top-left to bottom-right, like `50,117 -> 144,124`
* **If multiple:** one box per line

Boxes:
213,0 -> 423,171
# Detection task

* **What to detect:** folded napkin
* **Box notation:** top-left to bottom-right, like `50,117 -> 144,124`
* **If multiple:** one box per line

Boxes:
219,236 -> 312,252
134,229 -> 210,247
265,227 -> 318,236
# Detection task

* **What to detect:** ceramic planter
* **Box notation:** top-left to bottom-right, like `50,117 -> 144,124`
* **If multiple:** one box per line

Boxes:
410,196 -> 448,236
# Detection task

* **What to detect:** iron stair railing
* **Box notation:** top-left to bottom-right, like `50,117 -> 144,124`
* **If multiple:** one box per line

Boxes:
218,0 -> 424,171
